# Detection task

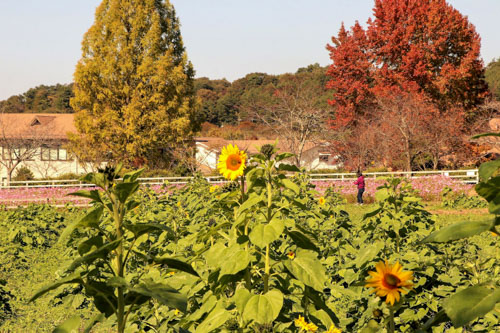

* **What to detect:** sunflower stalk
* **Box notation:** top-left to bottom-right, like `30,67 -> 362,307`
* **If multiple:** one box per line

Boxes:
388,306 -> 395,333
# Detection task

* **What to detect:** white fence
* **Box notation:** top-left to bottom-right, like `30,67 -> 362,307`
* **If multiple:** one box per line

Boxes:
0,169 -> 479,189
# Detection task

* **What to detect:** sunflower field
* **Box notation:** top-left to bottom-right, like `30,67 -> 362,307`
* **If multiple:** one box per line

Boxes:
0,143 -> 499,332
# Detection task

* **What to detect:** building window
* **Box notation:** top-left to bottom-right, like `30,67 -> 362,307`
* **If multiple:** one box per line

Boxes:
41,146 -> 68,161
59,148 -> 67,161
2,147 -> 25,160
319,153 -> 330,162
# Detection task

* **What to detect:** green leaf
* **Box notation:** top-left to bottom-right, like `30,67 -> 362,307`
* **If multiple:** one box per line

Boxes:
417,309 -> 449,332
422,220 -> 494,243
219,247 -> 250,276
204,243 -> 227,267
472,132 -> 500,139
360,320 -> 381,333
286,230 -> 319,252
281,178 -> 300,194
83,313 -> 105,333
354,242 -> 384,268
130,281 -> 187,312
443,286 -> 500,327
233,288 -> 252,314
77,236 -> 104,256
123,222 -> 172,237
106,276 -> 128,288
285,250 -> 327,292
30,272 -> 84,302
67,238 -> 122,272
59,206 -> 103,242
242,290 -> 284,324
249,219 -> 284,248
277,164 -> 300,172
122,168 -> 144,183
363,207 -> 382,220
52,315 -> 81,333
68,190 -> 101,203
114,182 -> 140,203
153,257 -> 200,277
238,193 -> 264,214
275,152 -> 295,162
479,159 -> 500,181
194,304 -> 231,333
375,188 -> 390,202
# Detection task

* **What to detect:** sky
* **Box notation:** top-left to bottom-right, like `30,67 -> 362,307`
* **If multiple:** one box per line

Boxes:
0,0 -> 499,100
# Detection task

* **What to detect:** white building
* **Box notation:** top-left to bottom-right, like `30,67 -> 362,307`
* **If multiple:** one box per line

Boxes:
195,137 -> 340,173
0,113 -> 85,183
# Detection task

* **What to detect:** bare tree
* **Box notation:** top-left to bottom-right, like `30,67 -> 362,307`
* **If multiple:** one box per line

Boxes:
0,114 -> 55,184
247,74 -> 331,167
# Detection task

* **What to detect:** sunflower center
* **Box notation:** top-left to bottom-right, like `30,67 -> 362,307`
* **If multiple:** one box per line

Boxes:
226,154 -> 242,171
384,273 -> 401,288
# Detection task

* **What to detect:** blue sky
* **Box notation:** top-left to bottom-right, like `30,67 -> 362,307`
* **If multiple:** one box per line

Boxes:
0,0 -> 499,100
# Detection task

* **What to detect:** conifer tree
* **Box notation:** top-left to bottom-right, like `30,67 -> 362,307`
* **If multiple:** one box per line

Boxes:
70,0 -> 198,166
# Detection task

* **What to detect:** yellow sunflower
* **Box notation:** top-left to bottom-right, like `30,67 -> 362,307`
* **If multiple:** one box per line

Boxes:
294,316 -> 318,332
318,197 -> 326,205
217,144 -> 247,181
287,251 -> 295,260
326,325 -> 342,333
365,261 -> 413,305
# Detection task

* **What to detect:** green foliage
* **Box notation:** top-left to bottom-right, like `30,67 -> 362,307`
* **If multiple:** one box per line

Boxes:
13,166 -> 35,182
422,133 -> 500,329
441,186 -> 487,209
0,84 -> 74,114
0,280 -> 13,324
486,58 -> 500,101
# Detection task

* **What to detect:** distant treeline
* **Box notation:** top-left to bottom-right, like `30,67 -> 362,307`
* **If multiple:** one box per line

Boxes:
0,64 -> 330,125
1,59 -> 499,120
0,83 -> 74,114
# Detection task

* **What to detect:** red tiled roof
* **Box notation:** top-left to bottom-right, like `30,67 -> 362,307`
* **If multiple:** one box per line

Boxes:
195,137 -> 324,154
0,113 -> 76,140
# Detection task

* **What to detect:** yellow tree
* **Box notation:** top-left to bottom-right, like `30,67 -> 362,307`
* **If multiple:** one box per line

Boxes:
70,0 -> 198,167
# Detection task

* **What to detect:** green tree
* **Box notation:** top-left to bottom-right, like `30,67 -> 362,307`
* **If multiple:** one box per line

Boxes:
486,58 -> 500,101
70,0 -> 198,167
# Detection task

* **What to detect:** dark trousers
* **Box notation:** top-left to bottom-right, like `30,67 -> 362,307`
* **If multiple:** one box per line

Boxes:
357,188 -> 365,204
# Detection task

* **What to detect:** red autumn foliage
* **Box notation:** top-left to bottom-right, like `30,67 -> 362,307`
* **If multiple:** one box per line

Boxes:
326,0 -> 489,170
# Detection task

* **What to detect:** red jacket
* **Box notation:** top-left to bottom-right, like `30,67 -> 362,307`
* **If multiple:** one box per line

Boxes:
354,176 -> 365,189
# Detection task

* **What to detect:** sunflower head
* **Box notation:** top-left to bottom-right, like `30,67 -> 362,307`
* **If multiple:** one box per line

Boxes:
326,325 -> 342,333
287,251 -> 295,260
294,315 -> 318,332
365,261 -> 413,305
217,144 -> 247,181
318,197 -> 326,205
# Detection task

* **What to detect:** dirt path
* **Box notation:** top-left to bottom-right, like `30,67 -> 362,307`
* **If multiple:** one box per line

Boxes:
428,208 -> 489,215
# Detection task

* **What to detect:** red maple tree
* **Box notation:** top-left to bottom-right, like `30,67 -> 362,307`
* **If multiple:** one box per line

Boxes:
326,0 -> 489,170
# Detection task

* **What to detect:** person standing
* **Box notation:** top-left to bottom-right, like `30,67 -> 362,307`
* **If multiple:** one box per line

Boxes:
354,171 -> 365,204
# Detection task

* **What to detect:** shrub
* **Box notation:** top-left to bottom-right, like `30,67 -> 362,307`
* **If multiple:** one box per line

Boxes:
441,186 -> 487,209
13,167 -> 34,182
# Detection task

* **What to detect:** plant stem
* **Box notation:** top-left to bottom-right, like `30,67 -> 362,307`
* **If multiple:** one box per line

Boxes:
263,168 -> 273,293
113,198 -> 125,333
388,306 -> 395,333
264,245 -> 270,293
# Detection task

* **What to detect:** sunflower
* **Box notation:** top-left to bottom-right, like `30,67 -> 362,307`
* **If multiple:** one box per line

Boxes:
294,316 -> 318,332
318,197 -> 326,205
326,325 -> 342,333
287,251 -> 295,259
217,144 -> 247,181
365,261 -> 413,305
